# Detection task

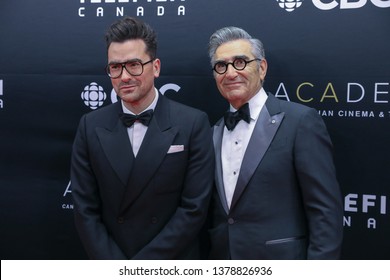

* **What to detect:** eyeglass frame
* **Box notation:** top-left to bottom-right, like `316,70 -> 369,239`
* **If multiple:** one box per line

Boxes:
105,58 -> 155,78
212,57 -> 262,75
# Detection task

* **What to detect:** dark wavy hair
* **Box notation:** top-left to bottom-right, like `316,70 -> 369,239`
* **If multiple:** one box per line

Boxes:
105,16 -> 157,59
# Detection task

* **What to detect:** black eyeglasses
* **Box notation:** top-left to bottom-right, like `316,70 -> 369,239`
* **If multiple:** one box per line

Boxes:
213,58 -> 261,74
106,58 -> 154,78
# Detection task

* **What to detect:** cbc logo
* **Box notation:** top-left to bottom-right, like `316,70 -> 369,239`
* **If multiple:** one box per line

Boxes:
81,82 -> 107,110
276,0 -> 303,12
313,0 -> 390,9
277,0 -> 390,12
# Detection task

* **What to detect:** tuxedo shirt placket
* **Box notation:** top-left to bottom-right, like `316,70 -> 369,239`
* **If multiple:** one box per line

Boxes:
222,126 -> 247,208
131,122 -> 146,157
221,88 -> 268,209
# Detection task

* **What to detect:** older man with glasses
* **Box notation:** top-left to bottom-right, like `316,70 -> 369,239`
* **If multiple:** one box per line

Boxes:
206,26 -> 343,260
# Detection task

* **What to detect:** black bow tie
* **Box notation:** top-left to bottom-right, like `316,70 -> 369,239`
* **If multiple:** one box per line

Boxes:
224,103 -> 251,131
119,109 -> 154,127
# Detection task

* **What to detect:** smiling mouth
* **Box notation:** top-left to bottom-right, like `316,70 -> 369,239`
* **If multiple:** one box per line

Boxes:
225,82 -> 242,87
120,84 -> 137,91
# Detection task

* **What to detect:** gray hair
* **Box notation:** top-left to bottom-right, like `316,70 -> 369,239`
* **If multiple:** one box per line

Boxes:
208,26 -> 265,66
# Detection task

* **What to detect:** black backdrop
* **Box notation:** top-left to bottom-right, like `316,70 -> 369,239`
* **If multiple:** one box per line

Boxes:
0,0 -> 389,259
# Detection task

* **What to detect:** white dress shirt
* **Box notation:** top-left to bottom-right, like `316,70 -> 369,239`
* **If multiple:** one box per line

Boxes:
222,88 -> 268,208
121,88 -> 159,157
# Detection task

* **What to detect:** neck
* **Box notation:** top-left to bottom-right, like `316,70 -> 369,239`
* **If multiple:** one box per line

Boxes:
123,89 -> 156,114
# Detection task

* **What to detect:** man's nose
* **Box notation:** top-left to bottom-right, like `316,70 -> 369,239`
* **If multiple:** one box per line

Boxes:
120,67 -> 133,81
225,64 -> 238,78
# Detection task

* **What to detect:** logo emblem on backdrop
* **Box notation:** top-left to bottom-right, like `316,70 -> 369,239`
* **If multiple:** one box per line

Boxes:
276,0 -> 304,12
80,82 -> 181,109
81,82 -> 107,110
275,0 -> 389,11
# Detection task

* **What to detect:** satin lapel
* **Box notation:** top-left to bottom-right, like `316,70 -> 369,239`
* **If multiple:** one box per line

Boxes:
96,111 -> 134,187
119,95 -> 177,213
230,101 -> 285,210
213,119 -> 229,214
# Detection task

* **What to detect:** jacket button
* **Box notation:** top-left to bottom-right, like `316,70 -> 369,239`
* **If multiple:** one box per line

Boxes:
117,217 -> 124,224
151,217 -> 158,224
228,218 -> 235,224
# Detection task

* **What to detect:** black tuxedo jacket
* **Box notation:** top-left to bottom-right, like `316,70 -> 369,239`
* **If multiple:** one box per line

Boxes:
71,94 -> 214,259
209,93 -> 343,259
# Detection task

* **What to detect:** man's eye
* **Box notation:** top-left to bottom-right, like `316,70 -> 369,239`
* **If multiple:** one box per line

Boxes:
127,62 -> 140,68
110,64 -> 121,70
234,59 -> 246,67
215,62 -> 226,70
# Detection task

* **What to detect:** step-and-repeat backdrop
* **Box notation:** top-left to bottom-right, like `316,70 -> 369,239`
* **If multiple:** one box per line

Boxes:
1,0 -> 389,259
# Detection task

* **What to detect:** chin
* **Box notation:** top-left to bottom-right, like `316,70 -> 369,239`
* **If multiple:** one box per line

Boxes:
225,90 -> 245,99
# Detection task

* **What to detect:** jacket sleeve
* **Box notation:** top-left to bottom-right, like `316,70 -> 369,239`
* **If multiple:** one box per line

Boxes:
294,108 -> 343,259
71,115 -> 127,259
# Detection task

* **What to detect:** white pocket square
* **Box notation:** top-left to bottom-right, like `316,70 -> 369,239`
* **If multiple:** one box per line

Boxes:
167,145 -> 184,154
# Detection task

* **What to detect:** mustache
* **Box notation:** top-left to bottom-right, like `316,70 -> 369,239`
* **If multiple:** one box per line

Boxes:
119,81 -> 140,87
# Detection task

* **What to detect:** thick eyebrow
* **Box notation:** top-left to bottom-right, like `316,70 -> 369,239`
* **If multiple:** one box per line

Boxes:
108,58 -> 142,65
214,55 -> 250,64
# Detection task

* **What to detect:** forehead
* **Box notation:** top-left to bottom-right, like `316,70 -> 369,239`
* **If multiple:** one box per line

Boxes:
108,39 -> 147,62
215,39 -> 253,61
